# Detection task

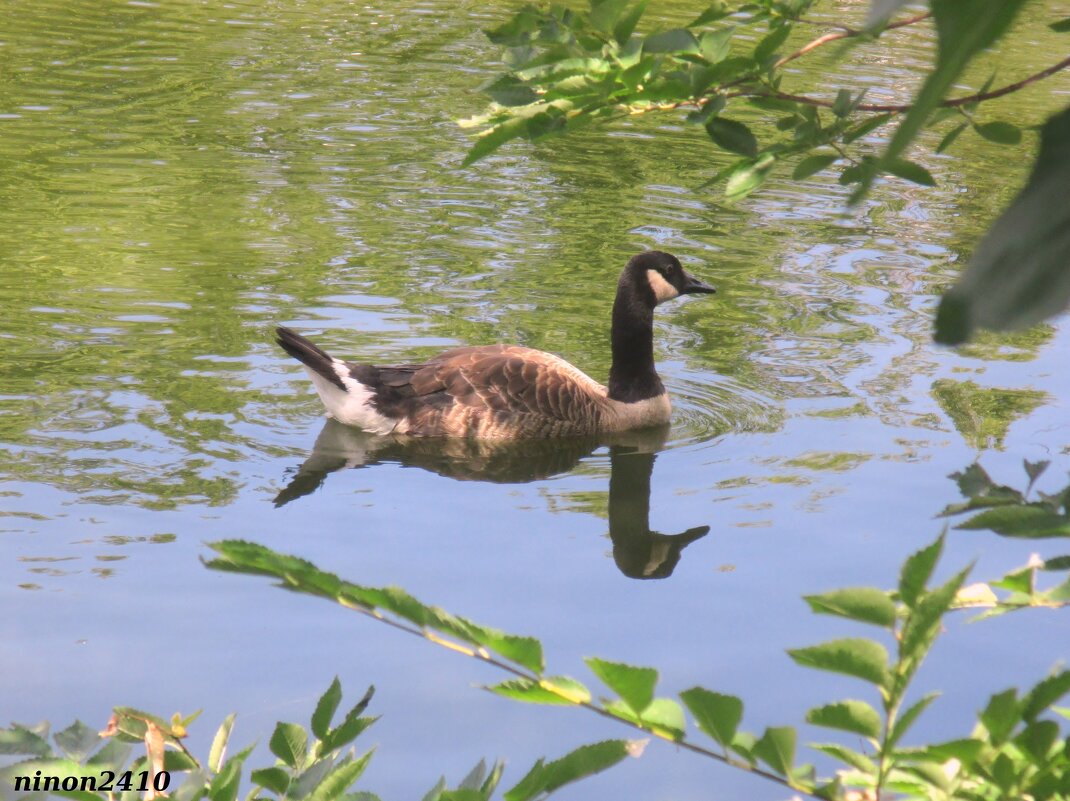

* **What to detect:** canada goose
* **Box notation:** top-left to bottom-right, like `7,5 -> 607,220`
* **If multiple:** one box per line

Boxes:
276,250 -> 715,438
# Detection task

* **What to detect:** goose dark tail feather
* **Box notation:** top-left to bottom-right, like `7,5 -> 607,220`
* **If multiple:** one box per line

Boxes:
275,326 -> 347,391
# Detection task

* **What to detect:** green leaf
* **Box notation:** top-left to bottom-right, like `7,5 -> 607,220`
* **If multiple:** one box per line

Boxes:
53,721 -> 100,762
208,757 -> 242,801
589,0 -> 632,33
974,121 -> 1022,145
843,113 -> 893,144
886,159 -> 935,186
806,700 -> 882,739
753,726 -> 795,775
312,675 -> 342,735
689,2 -> 730,27
639,698 -> 686,740
804,587 -> 896,627
487,676 -> 591,706
1049,16 -> 1070,32
900,534 -> 945,607
1018,719 -> 1060,763
269,722 -> 307,770
889,692 -> 939,748
1022,670 -> 1070,721
956,505 -> 1070,538
936,122 -> 968,153
812,743 -> 877,773
307,751 -> 374,801
463,118 -> 529,166
980,688 -> 1020,744
875,0 -> 1027,192
706,117 -> 758,157
321,715 -> 377,753
787,638 -> 891,688
832,89 -> 853,119
899,566 -> 971,663
754,24 -> 791,63
724,153 -> 776,200
251,766 -> 291,795
680,688 -> 743,748
614,0 -> 649,44
699,28 -> 733,64
934,107 -> 1070,344
209,713 -> 235,773
484,76 -> 539,107
585,658 -> 657,715
503,740 -> 639,801
0,725 -> 52,757
643,28 -> 700,54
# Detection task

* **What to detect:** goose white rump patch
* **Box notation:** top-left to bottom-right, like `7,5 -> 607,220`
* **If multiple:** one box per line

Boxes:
303,360 -> 398,435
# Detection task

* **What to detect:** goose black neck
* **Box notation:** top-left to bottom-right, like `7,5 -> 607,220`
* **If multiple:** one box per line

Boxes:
608,281 -> 664,403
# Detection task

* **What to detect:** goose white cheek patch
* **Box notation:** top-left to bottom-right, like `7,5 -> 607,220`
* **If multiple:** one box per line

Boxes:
646,269 -> 679,303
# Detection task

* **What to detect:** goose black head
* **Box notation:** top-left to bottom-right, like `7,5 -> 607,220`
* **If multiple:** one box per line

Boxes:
626,250 -> 716,306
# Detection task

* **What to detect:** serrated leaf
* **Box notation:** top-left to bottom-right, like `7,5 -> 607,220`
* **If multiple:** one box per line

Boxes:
251,766 -> 291,795
680,688 -> 743,748
980,688 -> 1019,744
643,28 -> 699,54
788,638 -> 891,688
307,751 -> 374,801
806,700 -> 882,739
484,76 -> 539,108
487,676 -> 590,706
639,698 -> 686,740
208,757 -> 242,801
812,743 -> 877,773
974,121 -> 1022,145
900,565 -> 971,662
753,726 -> 795,775
900,534 -> 944,607
804,587 -> 897,627
269,722 -> 307,770
503,740 -> 639,801
889,692 -> 939,748
209,713 -> 235,773
321,715 -> 377,753
463,118 -> 528,166
1022,670 -> 1070,721
706,117 -> 758,157
0,725 -> 52,757
585,658 -> 657,715
956,504 -> 1070,538
53,721 -> 100,762
589,0 -> 632,33
793,154 -> 837,180
313,678 -> 344,739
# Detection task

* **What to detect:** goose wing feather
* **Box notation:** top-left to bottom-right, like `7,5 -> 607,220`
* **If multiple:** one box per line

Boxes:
362,345 -> 608,436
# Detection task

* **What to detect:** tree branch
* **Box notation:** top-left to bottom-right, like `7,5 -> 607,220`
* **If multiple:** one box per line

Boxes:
775,12 -> 933,70
737,55 -> 1070,113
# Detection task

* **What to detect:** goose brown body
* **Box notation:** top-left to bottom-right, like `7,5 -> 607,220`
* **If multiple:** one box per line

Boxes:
276,251 -> 715,438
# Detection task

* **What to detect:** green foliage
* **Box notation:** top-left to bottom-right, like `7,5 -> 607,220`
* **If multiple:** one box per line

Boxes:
461,1 -> 1070,346
203,529 -> 1070,801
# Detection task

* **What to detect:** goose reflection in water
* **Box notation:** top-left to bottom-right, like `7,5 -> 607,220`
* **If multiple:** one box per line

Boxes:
275,419 -> 709,580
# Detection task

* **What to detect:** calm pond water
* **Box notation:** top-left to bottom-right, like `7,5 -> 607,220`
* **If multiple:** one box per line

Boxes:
2,1 -> 1069,798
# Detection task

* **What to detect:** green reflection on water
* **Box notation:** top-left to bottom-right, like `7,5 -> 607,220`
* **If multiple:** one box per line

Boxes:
0,0 -> 1067,510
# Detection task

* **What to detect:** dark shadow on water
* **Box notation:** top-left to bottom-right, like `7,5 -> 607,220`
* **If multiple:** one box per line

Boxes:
275,419 -> 710,580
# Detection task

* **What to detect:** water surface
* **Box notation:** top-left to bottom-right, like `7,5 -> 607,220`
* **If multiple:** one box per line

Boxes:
2,2 -> 1070,799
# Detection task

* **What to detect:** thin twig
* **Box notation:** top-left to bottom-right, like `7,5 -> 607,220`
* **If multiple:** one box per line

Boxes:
775,12 -> 932,70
